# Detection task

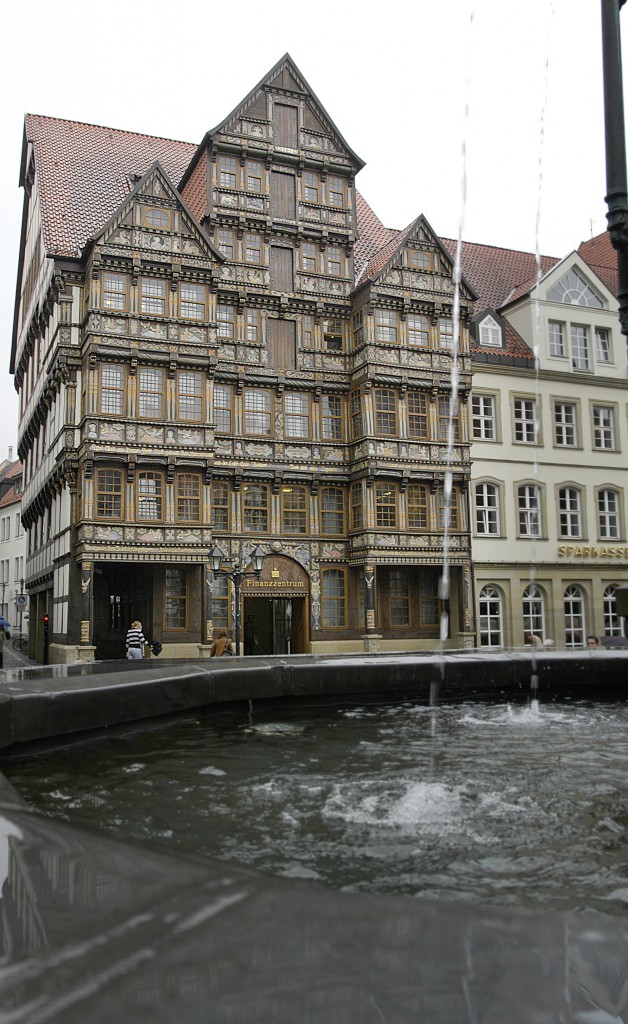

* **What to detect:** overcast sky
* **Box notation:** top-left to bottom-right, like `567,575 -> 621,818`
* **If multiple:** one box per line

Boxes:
1,0 -> 626,455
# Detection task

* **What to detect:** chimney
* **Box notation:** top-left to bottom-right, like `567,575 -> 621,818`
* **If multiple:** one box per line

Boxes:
8,447 -> 13,462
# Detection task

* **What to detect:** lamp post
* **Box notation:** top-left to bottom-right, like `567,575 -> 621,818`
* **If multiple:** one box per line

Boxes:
601,0 -> 628,335
208,545 -> 265,656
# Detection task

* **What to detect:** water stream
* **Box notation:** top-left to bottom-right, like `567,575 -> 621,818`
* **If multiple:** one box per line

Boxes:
3,698 -> 628,915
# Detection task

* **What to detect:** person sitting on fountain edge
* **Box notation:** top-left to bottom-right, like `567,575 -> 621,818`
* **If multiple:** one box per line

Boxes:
525,633 -> 543,649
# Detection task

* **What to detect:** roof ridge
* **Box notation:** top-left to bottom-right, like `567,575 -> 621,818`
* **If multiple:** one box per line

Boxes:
25,113 -> 195,150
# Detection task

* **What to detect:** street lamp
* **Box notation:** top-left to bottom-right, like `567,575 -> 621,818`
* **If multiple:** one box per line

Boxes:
601,0 -> 628,335
208,545 -> 265,655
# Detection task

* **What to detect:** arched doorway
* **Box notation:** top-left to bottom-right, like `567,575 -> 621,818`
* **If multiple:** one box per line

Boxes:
241,554 -> 309,655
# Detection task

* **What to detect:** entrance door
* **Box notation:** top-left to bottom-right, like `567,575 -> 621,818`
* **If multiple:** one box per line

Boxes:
243,597 -> 307,655
93,564 -> 153,660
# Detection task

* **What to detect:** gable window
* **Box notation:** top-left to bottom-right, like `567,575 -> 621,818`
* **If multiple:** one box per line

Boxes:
177,371 -> 202,421
518,484 -> 541,538
100,364 -> 125,416
95,468 -> 123,519
513,397 -> 537,444
409,249 -> 431,269
320,486 -> 345,535
214,385 -> 232,433
211,481 -> 230,531
246,160 -> 263,193
472,394 -> 496,440
548,320 -> 566,357
475,483 -> 500,535
547,269 -> 603,307
165,568 -> 187,630
374,389 -> 397,436
598,489 -> 620,539
302,315 -> 314,347
246,308 -> 260,343
284,392 -> 310,438
375,309 -> 397,343
219,156 -> 237,189
322,394 -> 343,440
321,568 -> 346,628
479,585 -> 503,647
217,303 -> 235,340
479,315 -> 501,347
559,487 -> 582,538
244,390 -> 272,435
217,229 -> 234,260
243,483 -> 269,532
282,485 -> 308,534
326,246 -> 342,276
328,176 -> 345,207
593,405 -> 616,449
554,402 -> 577,447
324,319 -> 343,351
180,283 -> 207,321
438,317 -> 454,350
571,324 -> 590,370
407,391 -> 428,439
303,172 -> 319,203
376,482 -> 397,529
176,473 -> 201,523
408,314 -> 429,346
138,367 -> 164,419
137,471 -> 163,521
143,207 -> 170,229
102,272 -> 128,311
245,232 -> 262,264
595,327 -> 611,363
407,484 -> 429,530
302,242 -> 317,272
140,278 -> 166,316
564,585 -> 586,648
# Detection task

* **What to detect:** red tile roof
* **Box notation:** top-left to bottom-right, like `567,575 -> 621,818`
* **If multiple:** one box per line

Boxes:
577,230 -> 618,296
0,485 -> 21,510
440,238 -> 559,312
354,193 -> 401,282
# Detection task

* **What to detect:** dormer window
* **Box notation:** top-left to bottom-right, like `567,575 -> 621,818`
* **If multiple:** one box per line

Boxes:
547,269 -> 603,307
479,315 -> 502,347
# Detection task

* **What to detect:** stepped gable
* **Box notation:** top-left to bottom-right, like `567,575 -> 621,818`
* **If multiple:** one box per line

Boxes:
22,115 -> 196,259
440,237 -> 558,313
578,230 -> 619,296
354,192 -> 401,282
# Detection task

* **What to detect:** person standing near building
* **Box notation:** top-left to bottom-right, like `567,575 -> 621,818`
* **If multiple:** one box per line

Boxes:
125,620 -> 145,659
0,630 -> 4,669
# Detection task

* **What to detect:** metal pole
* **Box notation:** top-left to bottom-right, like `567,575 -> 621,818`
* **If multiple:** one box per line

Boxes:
601,0 -> 628,334
233,571 -> 242,656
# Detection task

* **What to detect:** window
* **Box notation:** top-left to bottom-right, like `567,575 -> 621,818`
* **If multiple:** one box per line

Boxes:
176,473 -> 201,523
327,175 -> 344,207
548,320 -> 565,357
138,367 -> 164,418
284,392 -> 310,438
559,487 -> 582,538
219,155 -> 237,188
244,390 -> 272,435
211,481 -> 230,531
245,309 -> 260,343
137,471 -> 162,521
407,484 -> 428,530
595,327 -> 611,363
408,249 -> 430,269
518,485 -> 541,538
376,483 -> 397,529
437,484 -> 459,531
593,406 -> 615,449
375,309 -> 397,343
212,575 -> 229,631
320,487 -> 345,535
322,395 -> 343,440
143,207 -> 170,229
564,585 -> 586,648
604,585 -> 623,636
303,172 -> 319,203
180,283 -> 206,321
598,489 -> 620,539
140,278 -> 166,316
352,310 -> 364,345
302,315 -> 314,347
547,269 -> 603,307
324,319 -> 343,351
302,242 -> 317,272
327,246 -> 342,276
408,314 -> 429,346
350,481 -> 363,530
479,585 -> 503,647
1,518 -> 10,542
479,315 -> 501,347
102,272 -> 128,311
407,391 -> 428,439
217,229 -> 234,260
472,394 -> 496,440
438,317 -> 454,350
350,391 -> 363,439
375,389 -> 397,436
214,385 -> 233,433
165,568 -> 187,629
571,324 -> 590,370
100,364 -> 125,415
282,485 -> 307,534
243,483 -> 269,532
245,232 -> 262,264
321,568 -> 346,628
523,584 -> 545,642
514,397 -> 537,443
217,303 -> 235,340
96,468 -> 123,519
15,513 -> 22,539
475,483 -> 500,535
389,569 -> 410,626
177,371 -> 202,421
246,160 -> 263,193
438,396 -> 459,442
554,402 -> 577,447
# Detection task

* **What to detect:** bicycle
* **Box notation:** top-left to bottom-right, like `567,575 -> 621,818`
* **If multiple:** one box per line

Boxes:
11,635 -> 28,655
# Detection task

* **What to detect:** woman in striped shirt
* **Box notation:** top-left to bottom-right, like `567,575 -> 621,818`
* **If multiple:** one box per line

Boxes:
125,620 -> 146,659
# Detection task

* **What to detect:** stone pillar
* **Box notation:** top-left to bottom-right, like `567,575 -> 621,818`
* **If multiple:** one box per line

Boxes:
361,564 -> 382,652
455,559 -> 476,648
77,560 -> 97,662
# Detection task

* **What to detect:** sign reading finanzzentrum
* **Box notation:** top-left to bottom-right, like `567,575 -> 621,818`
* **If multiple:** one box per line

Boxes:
558,545 -> 628,558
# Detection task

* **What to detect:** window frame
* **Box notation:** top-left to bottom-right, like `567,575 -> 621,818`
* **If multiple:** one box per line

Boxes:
592,404 -> 616,450
284,392 -> 311,439
136,470 -> 163,522
281,484 -> 308,534
321,394 -> 343,441
597,487 -> 622,540
102,271 -> 128,312
139,277 -> 167,317
513,396 -> 538,445
471,393 -> 497,441
321,567 -> 347,629
211,480 -> 230,532
95,467 -> 124,520
407,390 -> 429,440
177,370 -> 203,422
517,483 -> 542,539
558,485 -> 583,539
138,366 -> 164,420
175,472 -> 202,524
213,384 -> 233,434
375,481 -> 398,530
218,155 -> 237,189
475,481 -> 501,536
478,584 -> 504,647
164,567 -> 188,630
553,400 -> 578,448
244,389 -> 273,436
99,363 -> 125,416
374,388 -> 398,437
179,282 -> 207,322
243,482 -> 269,533
320,486 -> 345,536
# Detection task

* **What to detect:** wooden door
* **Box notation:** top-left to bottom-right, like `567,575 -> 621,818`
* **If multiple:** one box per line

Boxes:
271,171 -> 296,220
268,318 -> 296,369
270,246 -> 293,293
274,103 -> 298,149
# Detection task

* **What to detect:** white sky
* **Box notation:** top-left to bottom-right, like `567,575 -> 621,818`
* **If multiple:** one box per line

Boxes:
0,0 -> 626,454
